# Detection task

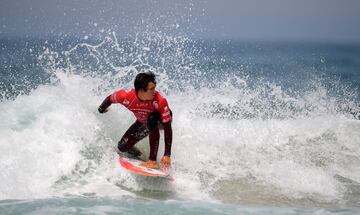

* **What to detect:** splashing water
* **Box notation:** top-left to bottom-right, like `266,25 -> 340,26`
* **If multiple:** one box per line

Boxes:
1,32 -> 360,208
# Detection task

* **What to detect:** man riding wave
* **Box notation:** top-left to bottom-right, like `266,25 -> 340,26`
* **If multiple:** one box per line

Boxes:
98,71 -> 173,169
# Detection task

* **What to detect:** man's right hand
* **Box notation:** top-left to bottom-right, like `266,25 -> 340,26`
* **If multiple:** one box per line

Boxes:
98,107 -> 109,113
160,156 -> 171,170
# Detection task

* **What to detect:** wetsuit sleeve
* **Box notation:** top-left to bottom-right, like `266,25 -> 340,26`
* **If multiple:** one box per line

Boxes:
157,97 -> 173,156
109,89 -> 128,104
162,121 -> 173,156
98,90 -> 127,113
158,98 -> 172,123
98,95 -> 112,113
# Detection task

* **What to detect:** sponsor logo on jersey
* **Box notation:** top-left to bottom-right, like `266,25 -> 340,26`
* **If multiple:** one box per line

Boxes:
153,101 -> 159,109
123,99 -> 130,105
162,111 -> 170,116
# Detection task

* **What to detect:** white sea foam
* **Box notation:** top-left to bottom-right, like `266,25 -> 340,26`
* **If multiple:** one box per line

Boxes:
0,69 -> 359,205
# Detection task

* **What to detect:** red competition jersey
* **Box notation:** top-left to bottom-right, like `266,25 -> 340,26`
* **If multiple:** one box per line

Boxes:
110,89 -> 172,124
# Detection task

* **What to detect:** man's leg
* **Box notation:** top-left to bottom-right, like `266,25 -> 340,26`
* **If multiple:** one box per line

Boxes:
149,126 -> 160,161
139,126 -> 160,168
147,112 -> 161,161
139,112 -> 161,168
117,121 -> 149,157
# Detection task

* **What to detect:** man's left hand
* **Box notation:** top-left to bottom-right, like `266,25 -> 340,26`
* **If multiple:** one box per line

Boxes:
98,107 -> 109,114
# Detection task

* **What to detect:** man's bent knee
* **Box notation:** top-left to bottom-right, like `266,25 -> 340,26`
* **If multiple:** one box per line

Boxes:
118,138 -> 128,152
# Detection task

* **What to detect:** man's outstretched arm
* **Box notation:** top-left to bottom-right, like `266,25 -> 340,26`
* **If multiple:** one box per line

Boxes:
98,95 -> 112,113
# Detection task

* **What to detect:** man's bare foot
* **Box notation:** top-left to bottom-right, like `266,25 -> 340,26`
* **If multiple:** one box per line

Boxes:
139,160 -> 159,169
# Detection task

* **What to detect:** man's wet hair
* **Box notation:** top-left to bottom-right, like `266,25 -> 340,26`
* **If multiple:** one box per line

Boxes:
134,71 -> 156,92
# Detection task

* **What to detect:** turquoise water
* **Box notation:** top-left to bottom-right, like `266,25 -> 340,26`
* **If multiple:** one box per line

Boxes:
1,198 -> 358,215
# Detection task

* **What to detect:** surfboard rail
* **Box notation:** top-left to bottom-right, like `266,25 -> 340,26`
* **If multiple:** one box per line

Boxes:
118,156 -> 174,180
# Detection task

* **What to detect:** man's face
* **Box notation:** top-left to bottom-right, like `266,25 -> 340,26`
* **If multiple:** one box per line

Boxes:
141,81 -> 156,100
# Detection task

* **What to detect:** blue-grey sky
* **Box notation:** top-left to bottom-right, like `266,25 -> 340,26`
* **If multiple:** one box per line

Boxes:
1,0 -> 360,43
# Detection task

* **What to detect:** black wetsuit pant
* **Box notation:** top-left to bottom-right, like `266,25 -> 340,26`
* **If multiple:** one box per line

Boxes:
117,112 -> 162,161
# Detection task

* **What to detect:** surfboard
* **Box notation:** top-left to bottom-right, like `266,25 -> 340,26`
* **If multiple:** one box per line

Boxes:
118,156 -> 174,181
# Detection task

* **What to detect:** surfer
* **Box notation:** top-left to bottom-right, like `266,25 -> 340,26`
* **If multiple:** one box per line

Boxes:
98,71 -> 173,169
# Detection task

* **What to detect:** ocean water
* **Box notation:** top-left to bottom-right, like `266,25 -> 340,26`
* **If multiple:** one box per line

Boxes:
0,33 -> 360,214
